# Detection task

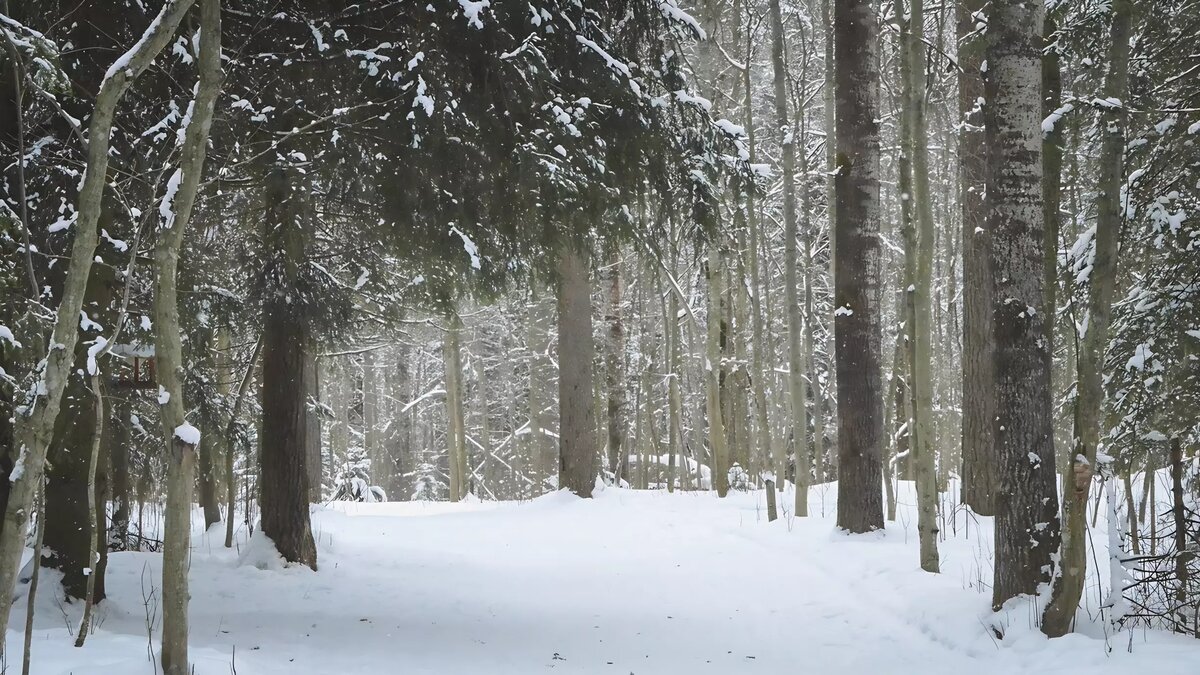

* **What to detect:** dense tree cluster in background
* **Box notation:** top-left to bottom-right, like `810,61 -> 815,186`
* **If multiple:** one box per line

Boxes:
1,0 -> 1198,671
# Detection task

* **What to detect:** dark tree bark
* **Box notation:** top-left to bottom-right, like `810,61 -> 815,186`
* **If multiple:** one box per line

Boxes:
198,432 -> 222,529
986,0 -> 1061,612
304,349 -> 322,502
44,258 -> 118,601
604,249 -> 627,484
557,245 -> 597,497
44,368 -> 106,602
958,0 -> 997,516
258,165 -> 317,569
833,0 -> 885,533
386,346 -> 413,497
108,395 -> 131,551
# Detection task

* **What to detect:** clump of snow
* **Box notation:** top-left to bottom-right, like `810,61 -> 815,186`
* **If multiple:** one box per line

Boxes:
238,531 -> 289,571
457,0 -> 490,29
0,324 -> 21,348
173,422 -> 201,446
85,336 -> 108,376
1041,102 -> 1074,134
159,167 -> 183,229
449,226 -> 482,270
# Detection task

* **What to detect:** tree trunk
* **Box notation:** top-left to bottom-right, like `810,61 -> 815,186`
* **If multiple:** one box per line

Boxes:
958,0 -> 997,516
604,248 -> 627,484
705,245 -> 730,497
901,0 -> 940,574
1169,437 -> 1190,609
663,260 -> 684,493
833,0 -> 885,533
225,338 -> 262,548
389,344 -> 413,497
305,347 -> 322,501
0,0 -> 197,649
557,245 -> 597,497
156,4 -> 221,669
986,0 -> 1061,613
109,394 -> 131,551
741,31 -> 775,491
767,0 -> 808,515
444,310 -> 467,500
363,348 -> 381,487
259,161 -> 318,571
527,280 -> 550,488
1042,0 -> 1133,636
44,366 -> 106,601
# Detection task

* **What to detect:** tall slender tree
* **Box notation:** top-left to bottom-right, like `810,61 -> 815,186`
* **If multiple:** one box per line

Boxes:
155,2 -> 221,669
1042,0 -> 1136,636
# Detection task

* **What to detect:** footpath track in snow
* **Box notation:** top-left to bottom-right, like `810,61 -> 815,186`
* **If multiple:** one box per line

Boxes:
10,486 -> 1200,674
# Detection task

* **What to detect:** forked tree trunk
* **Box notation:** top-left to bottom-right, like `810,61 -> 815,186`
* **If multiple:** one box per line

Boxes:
986,0 -> 1061,613
833,0 -> 885,533
1042,0 -> 1134,636
0,0 -> 197,649
156,3 -> 221,671
557,245 -> 597,497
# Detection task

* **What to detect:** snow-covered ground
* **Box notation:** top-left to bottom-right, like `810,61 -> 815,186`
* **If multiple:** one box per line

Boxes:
8,482 -> 1200,674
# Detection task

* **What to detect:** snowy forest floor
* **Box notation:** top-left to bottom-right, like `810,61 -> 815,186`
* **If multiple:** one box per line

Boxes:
7,482 -> 1200,674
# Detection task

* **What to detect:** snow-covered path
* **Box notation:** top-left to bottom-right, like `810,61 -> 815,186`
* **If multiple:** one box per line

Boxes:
11,486 -> 1200,674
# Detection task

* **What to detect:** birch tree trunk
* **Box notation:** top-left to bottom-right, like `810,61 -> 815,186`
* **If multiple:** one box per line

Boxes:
1042,0 -> 1134,636
901,0 -> 940,574
986,0 -> 1062,612
768,0 -> 809,516
833,0 -> 885,533
156,2 -> 221,669
0,0 -> 197,647
557,245 -> 597,497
